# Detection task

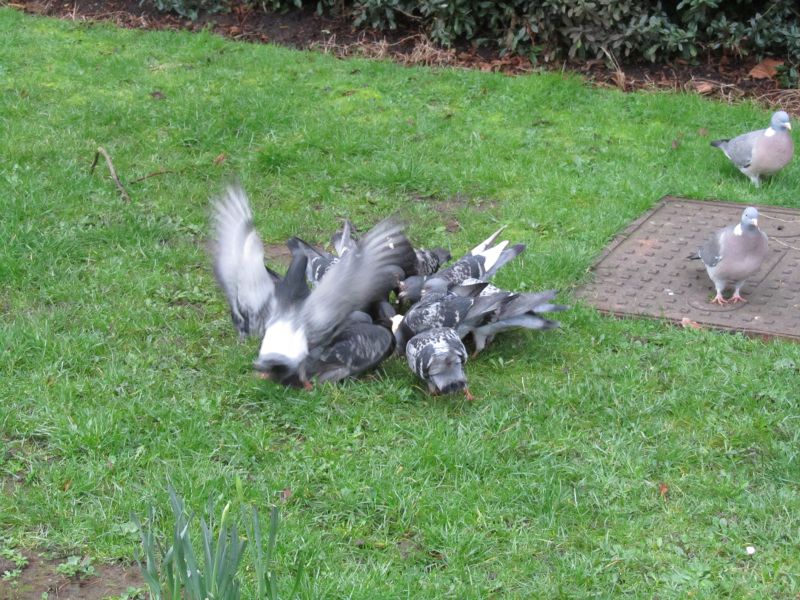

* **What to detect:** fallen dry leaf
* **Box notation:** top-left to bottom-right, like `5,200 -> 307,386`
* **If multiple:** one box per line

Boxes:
692,80 -> 715,95
749,58 -> 784,80
681,317 -> 703,330
280,487 -> 292,502
671,139 -> 681,150
213,153 -> 227,166
697,127 -> 709,137
658,482 -> 669,500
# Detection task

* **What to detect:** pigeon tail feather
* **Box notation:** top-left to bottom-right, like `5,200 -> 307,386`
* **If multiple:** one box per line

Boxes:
484,243 -> 526,279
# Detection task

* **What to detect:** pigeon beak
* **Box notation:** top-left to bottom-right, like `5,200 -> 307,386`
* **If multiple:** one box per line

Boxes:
253,354 -> 299,379
752,218 -> 758,228
786,122 -> 792,131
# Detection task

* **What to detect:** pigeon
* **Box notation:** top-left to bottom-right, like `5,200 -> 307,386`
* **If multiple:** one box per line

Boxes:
414,247 -> 452,276
711,111 -> 793,187
331,219 -> 357,257
398,226 -> 525,304
303,311 -> 395,383
210,185 -> 414,386
689,206 -> 768,305
333,220 -> 450,277
405,327 -> 473,400
286,237 -> 338,285
460,278 -> 568,355
391,278 -> 511,353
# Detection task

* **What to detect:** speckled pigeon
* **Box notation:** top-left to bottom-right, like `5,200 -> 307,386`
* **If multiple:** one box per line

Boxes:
391,278 -> 511,353
333,220 -> 450,277
210,185 -> 414,387
405,327 -> 472,400
711,111 -> 793,187
398,226 -> 525,303
286,237 -> 338,285
460,278 -> 568,354
414,247 -> 452,276
303,311 -> 395,383
689,206 -> 768,304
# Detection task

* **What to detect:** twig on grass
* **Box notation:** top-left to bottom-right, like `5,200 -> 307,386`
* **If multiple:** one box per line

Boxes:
90,146 -> 131,202
129,169 -> 175,184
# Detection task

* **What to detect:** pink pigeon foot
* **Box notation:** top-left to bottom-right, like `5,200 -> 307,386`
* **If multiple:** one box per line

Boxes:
710,293 -> 728,305
730,293 -> 747,303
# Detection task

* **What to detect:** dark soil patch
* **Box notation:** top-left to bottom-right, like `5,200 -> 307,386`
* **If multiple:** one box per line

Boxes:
11,0 -> 800,114
0,552 -> 144,600
263,242 -> 293,266
413,193 -> 501,233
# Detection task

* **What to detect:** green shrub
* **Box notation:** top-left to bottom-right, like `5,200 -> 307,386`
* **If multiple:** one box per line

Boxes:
142,0 -> 230,20
141,0 -> 800,84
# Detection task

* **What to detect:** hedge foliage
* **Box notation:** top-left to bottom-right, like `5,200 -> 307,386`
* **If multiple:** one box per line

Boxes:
146,0 -> 800,75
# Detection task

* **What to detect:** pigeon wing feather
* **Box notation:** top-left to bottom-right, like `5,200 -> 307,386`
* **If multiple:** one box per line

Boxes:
211,186 -> 275,337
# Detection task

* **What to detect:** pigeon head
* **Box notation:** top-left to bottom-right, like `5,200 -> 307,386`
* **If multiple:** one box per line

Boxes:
741,206 -> 759,229
770,111 -> 792,132
253,354 -> 305,387
421,277 -> 449,297
398,275 -> 426,304
253,318 -> 309,385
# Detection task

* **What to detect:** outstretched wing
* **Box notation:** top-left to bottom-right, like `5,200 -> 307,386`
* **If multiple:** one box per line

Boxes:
302,218 -> 413,347
210,185 -> 275,338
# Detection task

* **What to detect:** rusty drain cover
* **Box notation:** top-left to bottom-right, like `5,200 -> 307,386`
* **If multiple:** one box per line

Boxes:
576,196 -> 800,340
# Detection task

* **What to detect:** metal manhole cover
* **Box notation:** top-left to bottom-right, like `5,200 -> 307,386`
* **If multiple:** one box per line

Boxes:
576,196 -> 800,340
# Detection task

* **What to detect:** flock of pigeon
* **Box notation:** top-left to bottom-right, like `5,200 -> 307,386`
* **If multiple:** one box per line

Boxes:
209,110 -> 793,396
210,186 -> 566,398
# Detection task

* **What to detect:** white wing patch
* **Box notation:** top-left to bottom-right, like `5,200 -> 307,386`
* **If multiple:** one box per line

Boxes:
733,224 -> 743,236
764,127 -> 776,138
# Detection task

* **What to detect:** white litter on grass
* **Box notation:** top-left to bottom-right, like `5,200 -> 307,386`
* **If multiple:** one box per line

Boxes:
746,545 -> 756,555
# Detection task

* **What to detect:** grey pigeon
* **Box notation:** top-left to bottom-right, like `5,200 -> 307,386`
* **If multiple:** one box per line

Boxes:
210,185 -> 413,387
391,278 -> 511,353
286,237 -> 338,284
333,220 -> 450,277
398,226 -> 525,303
690,206 -> 768,305
711,111 -> 793,187
304,311 -> 395,383
405,327 -> 472,400
331,219 -> 357,258
460,278 -> 568,355
414,247 -> 452,276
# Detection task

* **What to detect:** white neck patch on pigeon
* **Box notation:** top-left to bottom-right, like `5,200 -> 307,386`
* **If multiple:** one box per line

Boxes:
259,319 -> 308,362
733,223 -> 743,236
765,127 -> 776,138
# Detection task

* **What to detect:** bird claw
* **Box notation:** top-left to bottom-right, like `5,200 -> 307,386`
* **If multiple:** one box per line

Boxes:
464,388 -> 475,402
303,381 -> 314,391
710,294 -> 728,305
730,294 -> 747,304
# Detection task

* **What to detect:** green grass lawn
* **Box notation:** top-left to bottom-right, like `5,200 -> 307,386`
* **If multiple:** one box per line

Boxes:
2,7 -> 800,597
